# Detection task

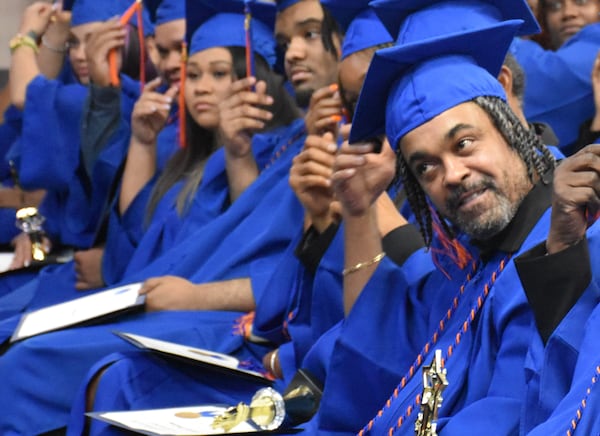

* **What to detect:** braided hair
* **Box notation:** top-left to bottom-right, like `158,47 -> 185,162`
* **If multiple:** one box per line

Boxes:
396,95 -> 556,247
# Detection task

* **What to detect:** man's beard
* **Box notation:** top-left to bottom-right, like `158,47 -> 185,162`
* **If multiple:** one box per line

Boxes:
295,87 -> 314,108
444,177 -> 520,241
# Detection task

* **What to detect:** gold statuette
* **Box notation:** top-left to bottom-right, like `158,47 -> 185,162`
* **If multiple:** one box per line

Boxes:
16,207 -> 47,262
212,387 -> 285,432
415,349 -> 448,436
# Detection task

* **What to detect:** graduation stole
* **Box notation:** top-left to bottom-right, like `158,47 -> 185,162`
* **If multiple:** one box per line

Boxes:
358,254 -> 511,436
565,363 -> 600,436
262,126 -> 307,171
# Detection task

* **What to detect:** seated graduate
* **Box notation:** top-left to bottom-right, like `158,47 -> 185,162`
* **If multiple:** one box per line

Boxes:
297,7 -> 584,436
0,3 -> 73,255
0,0 -> 149,300
99,1 -> 299,286
509,0 -> 600,152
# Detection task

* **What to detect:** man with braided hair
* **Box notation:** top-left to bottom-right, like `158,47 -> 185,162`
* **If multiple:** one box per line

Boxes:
295,15 -> 600,436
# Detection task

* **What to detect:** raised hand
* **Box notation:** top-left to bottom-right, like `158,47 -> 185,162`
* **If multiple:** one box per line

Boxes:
332,138 -> 396,217
218,76 -> 274,158
19,2 -> 54,37
85,19 -> 127,87
547,144 -> 600,254
303,83 -> 342,136
131,77 -> 178,146
289,132 -> 338,231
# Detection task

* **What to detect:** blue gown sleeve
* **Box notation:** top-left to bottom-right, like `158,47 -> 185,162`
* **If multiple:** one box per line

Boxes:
18,76 -> 86,191
101,177 -> 158,285
0,105 -> 22,182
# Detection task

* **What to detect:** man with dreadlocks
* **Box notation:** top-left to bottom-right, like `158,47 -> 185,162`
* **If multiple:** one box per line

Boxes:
293,9 -> 600,436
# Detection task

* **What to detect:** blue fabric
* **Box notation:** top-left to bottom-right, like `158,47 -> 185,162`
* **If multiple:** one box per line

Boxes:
68,199 -> 342,435
106,126 -> 282,286
307,208 -> 554,435
70,0 -> 147,27
370,0 -> 539,42
0,74 -> 141,309
0,310 -> 247,435
13,74 -> 141,249
335,8 -> 393,60
0,106 -> 24,244
520,221 -> 600,434
510,23 -> 600,151
0,105 -> 22,181
276,0 -> 301,12
186,1 -> 277,67
155,0 -> 185,25
68,346 -> 278,436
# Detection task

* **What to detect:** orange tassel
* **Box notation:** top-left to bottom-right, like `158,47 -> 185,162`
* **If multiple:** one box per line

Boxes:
232,311 -> 255,338
108,0 -> 142,87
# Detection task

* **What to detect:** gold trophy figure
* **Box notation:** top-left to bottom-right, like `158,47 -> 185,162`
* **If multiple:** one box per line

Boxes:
16,207 -> 48,262
212,369 -> 322,433
415,349 -> 449,436
212,387 -> 286,432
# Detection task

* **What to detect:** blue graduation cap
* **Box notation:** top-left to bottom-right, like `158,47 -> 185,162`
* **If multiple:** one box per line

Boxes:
321,0 -> 392,59
66,0 -> 153,35
369,0 -> 540,41
68,0 -> 135,25
275,0 -> 302,12
155,0 -> 186,25
185,0 -> 277,67
349,20 -> 519,146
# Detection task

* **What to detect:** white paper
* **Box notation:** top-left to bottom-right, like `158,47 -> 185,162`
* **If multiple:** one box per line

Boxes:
0,252 -> 15,272
116,332 -> 268,380
91,405 -> 259,435
12,282 -> 144,342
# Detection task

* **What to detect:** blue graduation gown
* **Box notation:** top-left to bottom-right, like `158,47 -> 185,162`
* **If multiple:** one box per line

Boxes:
102,130 -> 278,286
510,24 -> 600,151
0,105 -> 24,245
67,218 -> 333,435
13,74 -> 140,248
306,207 -> 554,435
519,221 -> 600,434
0,76 -> 179,310
0,119 -> 307,435
101,120 -> 179,285
525,300 -> 600,436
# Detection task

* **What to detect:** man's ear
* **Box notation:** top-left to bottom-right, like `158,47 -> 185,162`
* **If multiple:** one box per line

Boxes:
496,65 -> 513,96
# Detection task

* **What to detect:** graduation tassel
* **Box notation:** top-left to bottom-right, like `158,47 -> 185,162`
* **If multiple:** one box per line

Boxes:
135,2 -> 146,90
108,0 -> 142,87
244,0 -> 256,91
178,40 -> 188,148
